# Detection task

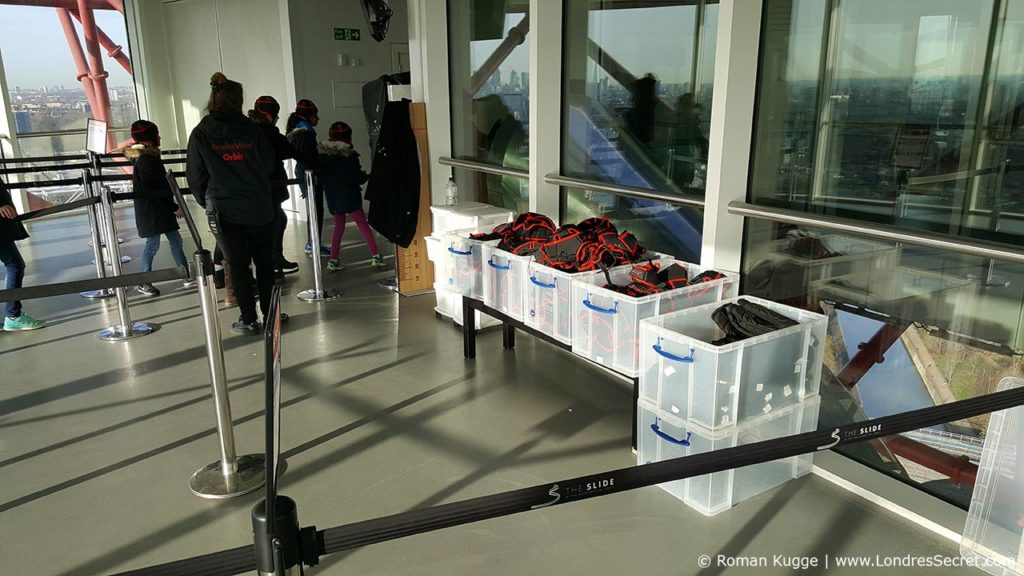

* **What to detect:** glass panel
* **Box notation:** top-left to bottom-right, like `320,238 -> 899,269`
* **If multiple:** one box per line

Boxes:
748,0 -> 1024,507
563,0 -> 717,196
448,0 -> 530,211
1,6 -> 139,138
750,0 -> 1013,241
742,220 -> 1024,507
561,0 -> 717,262
564,187 -> 703,263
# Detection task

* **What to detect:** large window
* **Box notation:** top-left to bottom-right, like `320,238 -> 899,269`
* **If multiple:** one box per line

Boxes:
1,5 -> 138,151
448,0 -> 530,211
745,0 -> 1024,508
561,0 -> 718,262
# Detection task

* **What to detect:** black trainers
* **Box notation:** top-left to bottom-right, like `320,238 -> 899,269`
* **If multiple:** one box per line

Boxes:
137,284 -> 160,297
274,270 -> 286,282
231,319 -> 260,336
278,259 -> 300,274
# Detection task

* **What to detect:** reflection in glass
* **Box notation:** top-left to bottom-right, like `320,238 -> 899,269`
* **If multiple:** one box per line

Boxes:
448,1 -> 530,211
561,0 -> 717,261
564,187 -> 703,263
743,219 -> 1024,507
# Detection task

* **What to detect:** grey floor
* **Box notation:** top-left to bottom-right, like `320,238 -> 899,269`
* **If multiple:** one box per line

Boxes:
1,207 -> 978,575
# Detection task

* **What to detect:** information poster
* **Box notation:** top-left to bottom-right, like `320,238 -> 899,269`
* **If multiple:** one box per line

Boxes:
86,118 -> 107,154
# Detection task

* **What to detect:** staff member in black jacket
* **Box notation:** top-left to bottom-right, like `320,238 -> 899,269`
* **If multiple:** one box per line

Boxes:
187,72 -> 279,335
0,178 -> 45,331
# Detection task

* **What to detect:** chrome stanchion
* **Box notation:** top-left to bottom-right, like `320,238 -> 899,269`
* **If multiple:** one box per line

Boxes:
80,169 -> 114,299
100,185 -> 131,265
297,172 -> 341,302
188,249 -> 266,499
97,186 -> 157,341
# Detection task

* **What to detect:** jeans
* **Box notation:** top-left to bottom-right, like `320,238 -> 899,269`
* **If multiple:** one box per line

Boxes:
216,219 -> 276,324
0,240 -> 26,318
140,230 -> 188,273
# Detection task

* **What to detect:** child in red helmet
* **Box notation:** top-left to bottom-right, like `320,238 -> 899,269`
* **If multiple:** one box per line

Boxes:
317,121 -> 384,270
126,120 -> 194,297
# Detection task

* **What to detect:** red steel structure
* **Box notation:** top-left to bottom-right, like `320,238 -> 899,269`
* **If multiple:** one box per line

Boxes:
2,0 -> 128,151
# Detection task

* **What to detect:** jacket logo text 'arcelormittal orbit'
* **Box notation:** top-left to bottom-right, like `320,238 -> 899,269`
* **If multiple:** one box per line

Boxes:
222,152 -> 245,162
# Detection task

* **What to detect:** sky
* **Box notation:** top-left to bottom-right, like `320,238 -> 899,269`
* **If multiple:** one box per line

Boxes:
0,6 -> 134,89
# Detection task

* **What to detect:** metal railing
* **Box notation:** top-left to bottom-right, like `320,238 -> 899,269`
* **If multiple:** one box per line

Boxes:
438,156 -> 529,180
728,201 -> 1024,266
545,173 -> 706,208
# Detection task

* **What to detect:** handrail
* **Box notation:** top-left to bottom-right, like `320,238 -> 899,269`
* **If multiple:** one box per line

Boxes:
545,173 -> 706,208
0,148 -> 187,165
906,163 -> 1011,187
728,201 -> 1024,266
438,156 -> 529,180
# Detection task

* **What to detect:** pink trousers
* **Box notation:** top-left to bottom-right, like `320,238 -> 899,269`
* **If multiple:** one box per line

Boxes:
330,209 -> 379,260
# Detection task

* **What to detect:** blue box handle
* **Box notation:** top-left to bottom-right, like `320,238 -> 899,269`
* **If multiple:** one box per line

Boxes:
488,258 -> 510,271
530,275 -> 557,289
653,340 -> 695,364
448,244 -> 473,256
582,296 -> 618,315
651,419 -> 692,446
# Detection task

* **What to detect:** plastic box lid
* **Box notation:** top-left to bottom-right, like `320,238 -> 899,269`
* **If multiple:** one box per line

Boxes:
961,377 -> 1024,576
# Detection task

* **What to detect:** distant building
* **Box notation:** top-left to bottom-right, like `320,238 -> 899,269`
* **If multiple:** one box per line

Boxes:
14,110 -> 32,134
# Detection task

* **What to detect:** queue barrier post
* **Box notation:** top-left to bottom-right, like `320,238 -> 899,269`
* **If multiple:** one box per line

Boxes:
80,169 -> 115,300
297,171 -> 341,303
165,172 -> 268,499
96,185 -> 157,341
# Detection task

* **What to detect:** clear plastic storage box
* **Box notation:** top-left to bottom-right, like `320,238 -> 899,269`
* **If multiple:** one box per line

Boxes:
961,377 -> 1024,576
430,203 -> 513,237
425,235 -> 499,329
481,245 -> 531,322
638,296 -> 826,429
572,260 -> 739,376
440,228 -> 499,300
525,258 -> 665,345
636,396 -> 820,516
810,266 -> 973,327
772,234 -> 901,283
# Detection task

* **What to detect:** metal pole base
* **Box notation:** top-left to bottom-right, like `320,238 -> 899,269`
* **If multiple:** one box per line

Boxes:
297,288 -> 343,302
97,322 -> 159,342
89,238 -> 125,246
190,454 -> 269,499
92,256 -> 133,265
81,289 -> 115,299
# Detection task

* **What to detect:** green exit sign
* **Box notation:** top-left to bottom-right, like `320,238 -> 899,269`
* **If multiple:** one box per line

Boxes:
334,27 -> 361,41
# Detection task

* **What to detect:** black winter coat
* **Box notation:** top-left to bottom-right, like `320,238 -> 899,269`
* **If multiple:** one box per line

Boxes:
317,141 -> 368,215
250,116 -> 312,204
0,178 -> 29,244
286,123 -> 319,197
126,145 -> 179,238
187,110 -> 276,227
366,101 -> 420,248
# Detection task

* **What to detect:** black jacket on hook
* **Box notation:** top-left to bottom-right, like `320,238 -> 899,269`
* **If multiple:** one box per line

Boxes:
366,100 -> 420,248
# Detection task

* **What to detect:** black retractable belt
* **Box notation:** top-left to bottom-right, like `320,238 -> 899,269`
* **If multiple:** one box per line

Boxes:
111,385 -> 1024,576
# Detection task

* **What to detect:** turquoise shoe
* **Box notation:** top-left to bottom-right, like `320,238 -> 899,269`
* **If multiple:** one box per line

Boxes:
4,314 -> 46,331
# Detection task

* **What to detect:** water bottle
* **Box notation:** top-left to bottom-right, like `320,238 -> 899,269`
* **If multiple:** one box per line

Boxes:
445,176 -> 459,206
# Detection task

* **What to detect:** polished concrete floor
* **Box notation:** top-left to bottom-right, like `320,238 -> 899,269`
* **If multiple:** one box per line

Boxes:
1,207 -> 979,575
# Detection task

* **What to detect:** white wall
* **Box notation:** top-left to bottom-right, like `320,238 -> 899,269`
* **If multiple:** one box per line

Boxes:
287,0 -> 409,151
130,0 -> 294,148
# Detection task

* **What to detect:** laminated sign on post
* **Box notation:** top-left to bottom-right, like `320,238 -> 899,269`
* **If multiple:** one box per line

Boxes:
334,27 -> 361,41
